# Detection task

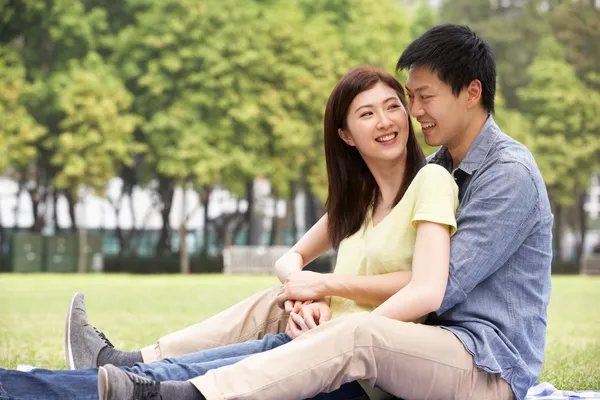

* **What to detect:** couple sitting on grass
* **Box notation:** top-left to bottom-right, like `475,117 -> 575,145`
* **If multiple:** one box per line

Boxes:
0,24 -> 552,400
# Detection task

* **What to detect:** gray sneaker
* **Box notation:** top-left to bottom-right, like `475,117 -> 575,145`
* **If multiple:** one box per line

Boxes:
98,365 -> 162,400
65,292 -> 114,370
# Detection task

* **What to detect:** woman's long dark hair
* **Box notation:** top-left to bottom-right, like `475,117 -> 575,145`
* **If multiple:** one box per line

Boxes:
324,66 -> 426,248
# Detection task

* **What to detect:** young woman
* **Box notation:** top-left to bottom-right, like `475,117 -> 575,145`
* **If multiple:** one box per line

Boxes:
0,66 -> 458,400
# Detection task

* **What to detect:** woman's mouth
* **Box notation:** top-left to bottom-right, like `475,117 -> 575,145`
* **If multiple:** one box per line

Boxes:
375,132 -> 398,143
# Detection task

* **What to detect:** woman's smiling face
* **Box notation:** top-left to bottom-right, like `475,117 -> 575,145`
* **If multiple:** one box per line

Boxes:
338,81 -> 410,166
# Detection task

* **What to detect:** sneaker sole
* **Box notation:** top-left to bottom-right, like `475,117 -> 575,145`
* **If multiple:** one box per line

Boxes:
65,292 -> 81,370
98,366 -> 109,400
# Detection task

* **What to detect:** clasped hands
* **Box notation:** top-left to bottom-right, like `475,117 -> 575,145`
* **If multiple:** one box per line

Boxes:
277,271 -> 332,340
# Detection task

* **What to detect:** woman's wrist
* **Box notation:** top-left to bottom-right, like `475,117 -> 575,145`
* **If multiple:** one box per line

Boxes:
321,274 -> 338,298
274,252 -> 304,283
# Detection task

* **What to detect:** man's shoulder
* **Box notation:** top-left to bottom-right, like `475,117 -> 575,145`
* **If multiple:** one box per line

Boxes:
479,129 -> 551,214
486,130 -> 540,177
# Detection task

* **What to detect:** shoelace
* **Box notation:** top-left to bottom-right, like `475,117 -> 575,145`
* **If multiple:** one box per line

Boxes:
128,372 -> 162,400
93,326 -> 115,348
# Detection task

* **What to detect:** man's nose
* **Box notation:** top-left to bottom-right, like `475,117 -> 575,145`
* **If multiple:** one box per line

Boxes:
410,99 -> 424,117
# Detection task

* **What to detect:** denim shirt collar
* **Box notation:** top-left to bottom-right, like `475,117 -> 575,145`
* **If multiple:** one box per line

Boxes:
430,115 -> 499,176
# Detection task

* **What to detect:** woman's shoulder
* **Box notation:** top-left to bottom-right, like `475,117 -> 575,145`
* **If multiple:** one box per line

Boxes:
413,163 -> 455,185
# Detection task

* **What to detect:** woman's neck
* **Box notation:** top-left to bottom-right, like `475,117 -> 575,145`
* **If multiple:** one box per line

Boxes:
365,157 -> 406,209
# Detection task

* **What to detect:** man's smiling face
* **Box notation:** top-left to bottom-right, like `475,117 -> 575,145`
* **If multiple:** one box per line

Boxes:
405,66 -> 471,149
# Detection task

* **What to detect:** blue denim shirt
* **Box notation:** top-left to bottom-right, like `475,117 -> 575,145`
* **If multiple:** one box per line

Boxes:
427,116 -> 553,400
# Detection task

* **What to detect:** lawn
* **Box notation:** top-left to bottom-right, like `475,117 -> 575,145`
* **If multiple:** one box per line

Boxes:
0,274 -> 599,390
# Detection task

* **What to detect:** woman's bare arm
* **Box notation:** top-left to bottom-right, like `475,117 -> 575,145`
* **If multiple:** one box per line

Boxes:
372,220 -> 451,321
273,214 -> 332,283
277,270 -> 412,308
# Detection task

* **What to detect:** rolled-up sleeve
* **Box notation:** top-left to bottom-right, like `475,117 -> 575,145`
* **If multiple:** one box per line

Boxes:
437,161 -> 540,315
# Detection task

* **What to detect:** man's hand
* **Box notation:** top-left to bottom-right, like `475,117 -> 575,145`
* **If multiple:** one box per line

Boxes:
285,301 -> 332,339
277,271 -> 330,308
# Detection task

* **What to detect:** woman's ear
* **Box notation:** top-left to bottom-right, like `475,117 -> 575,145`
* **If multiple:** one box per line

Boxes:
338,128 -> 355,147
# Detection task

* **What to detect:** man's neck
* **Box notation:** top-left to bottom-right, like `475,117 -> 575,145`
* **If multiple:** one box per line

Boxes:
448,112 -> 489,170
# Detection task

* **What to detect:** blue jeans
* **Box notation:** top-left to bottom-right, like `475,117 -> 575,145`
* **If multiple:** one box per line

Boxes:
0,333 -> 369,400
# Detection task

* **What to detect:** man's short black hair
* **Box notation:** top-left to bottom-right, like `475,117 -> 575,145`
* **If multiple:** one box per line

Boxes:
397,24 -> 496,113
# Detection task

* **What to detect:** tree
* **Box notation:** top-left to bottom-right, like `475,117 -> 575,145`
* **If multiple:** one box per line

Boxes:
297,0 -> 414,213
2,0 -> 114,232
439,0 -> 550,109
518,37 -> 600,268
410,0 -> 438,40
0,44 -> 45,266
0,45 -> 45,174
47,53 -> 141,271
550,1 -> 600,90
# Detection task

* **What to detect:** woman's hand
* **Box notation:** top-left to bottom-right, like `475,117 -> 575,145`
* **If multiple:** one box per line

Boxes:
277,271 -> 331,308
285,301 -> 332,339
282,299 -> 312,314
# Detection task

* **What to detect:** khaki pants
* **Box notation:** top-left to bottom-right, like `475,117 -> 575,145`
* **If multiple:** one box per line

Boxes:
142,287 -> 513,400
192,313 -> 514,400
141,286 -> 288,362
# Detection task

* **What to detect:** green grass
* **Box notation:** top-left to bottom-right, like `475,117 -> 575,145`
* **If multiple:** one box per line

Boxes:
0,274 -> 599,390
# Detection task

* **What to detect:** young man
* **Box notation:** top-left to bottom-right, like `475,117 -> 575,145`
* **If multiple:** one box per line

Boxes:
71,24 -> 552,400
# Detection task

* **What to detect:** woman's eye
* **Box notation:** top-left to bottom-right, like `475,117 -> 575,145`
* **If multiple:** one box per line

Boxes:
360,112 -> 373,117
389,104 -> 401,110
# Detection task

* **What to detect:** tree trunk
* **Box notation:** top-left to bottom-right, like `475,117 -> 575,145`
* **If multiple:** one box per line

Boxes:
112,193 -> 125,255
575,189 -> 587,272
51,188 -> 58,232
200,186 -> 212,256
229,201 -> 246,247
288,181 -> 298,243
28,188 -> 45,233
65,191 -> 78,231
179,183 -> 190,274
0,194 -> 4,271
269,189 -> 280,246
303,180 -> 317,231
14,182 -> 22,230
156,178 -> 175,255
77,191 -> 87,273
246,180 -> 258,245
551,201 -> 564,261
123,189 -> 138,255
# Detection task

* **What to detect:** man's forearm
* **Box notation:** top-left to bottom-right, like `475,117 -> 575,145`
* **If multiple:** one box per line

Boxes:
323,271 -> 412,307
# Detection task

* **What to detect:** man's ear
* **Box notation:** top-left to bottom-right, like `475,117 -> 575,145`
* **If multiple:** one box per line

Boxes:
466,79 -> 483,109
338,128 -> 355,147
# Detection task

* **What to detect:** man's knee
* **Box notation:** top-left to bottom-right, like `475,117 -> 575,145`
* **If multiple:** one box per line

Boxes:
340,312 -> 388,328
337,313 -> 415,345
333,313 -> 383,337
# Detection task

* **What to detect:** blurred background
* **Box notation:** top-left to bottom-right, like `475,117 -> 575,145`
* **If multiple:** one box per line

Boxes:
1,0 -> 599,275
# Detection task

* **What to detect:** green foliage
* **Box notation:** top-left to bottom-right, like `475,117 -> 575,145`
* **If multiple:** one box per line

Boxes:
47,53 -> 141,194
1,0 -> 598,235
410,0 -> 438,40
518,37 -> 600,205
0,45 -> 45,172
550,1 -> 600,90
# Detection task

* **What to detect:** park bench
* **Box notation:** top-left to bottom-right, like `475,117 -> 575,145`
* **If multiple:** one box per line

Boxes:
223,246 -> 335,274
